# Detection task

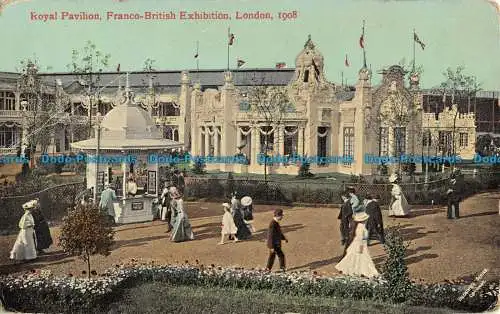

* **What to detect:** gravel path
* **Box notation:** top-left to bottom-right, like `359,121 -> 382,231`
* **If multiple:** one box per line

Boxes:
1,192 -> 498,283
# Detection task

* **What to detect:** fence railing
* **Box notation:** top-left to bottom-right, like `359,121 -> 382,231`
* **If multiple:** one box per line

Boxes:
183,176 -> 451,206
0,181 -> 85,233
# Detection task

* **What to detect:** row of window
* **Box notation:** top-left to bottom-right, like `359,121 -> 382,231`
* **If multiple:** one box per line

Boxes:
422,130 -> 469,148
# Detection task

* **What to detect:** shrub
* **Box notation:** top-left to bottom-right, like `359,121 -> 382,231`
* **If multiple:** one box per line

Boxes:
58,203 -> 114,278
382,226 -> 414,303
297,162 -> 314,178
191,160 -> 206,175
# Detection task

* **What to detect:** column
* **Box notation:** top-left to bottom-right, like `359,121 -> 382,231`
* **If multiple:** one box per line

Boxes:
204,129 -> 210,157
278,126 -> 285,156
122,161 -> 127,199
214,127 -> 220,157
298,126 -> 304,156
250,127 -> 259,166
198,127 -> 203,156
236,126 -> 241,149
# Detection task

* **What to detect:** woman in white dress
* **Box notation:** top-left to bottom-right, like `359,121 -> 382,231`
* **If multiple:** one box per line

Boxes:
388,173 -> 410,217
10,200 -> 37,262
219,203 -> 238,244
335,212 -> 379,278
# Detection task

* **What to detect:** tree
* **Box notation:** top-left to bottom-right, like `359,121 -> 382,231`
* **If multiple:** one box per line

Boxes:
382,225 -> 414,303
16,59 -> 63,157
247,85 -> 290,184
67,41 -> 111,138
59,203 -> 114,278
435,66 -> 481,170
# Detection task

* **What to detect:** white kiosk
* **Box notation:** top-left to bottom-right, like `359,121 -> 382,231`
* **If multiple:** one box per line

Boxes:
71,74 -> 183,223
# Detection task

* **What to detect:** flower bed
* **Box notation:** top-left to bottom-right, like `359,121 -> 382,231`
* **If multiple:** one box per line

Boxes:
0,262 -> 497,313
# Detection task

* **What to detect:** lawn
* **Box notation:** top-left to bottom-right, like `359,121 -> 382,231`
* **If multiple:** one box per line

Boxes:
100,282 -> 458,314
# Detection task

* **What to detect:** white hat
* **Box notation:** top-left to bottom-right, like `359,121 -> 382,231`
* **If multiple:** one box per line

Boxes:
22,200 -> 36,210
222,203 -> 231,209
240,196 -> 252,207
353,212 -> 369,222
169,186 -> 181,198
389,173 -> 398,183
450,179 -> 456,185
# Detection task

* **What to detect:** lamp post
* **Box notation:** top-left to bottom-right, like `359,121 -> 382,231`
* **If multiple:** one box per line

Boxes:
93,112 -> 103,203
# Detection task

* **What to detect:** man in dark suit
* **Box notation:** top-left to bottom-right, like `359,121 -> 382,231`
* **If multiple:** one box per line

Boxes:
266,209 -> 288,272
447,178 -> 460,219
338,192 -> 353,247
365,194 -> 385,245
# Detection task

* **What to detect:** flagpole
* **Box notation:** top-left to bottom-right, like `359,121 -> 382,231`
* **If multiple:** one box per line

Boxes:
412,28 -> 416,72
341,71 -> 344,86
362,20 -> 367,68
196,41 -> 200,84
227,27 -> 230,71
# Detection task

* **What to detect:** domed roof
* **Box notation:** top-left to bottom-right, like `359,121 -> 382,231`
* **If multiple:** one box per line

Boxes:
71,74 -> 183,151
295,35 -> 324,68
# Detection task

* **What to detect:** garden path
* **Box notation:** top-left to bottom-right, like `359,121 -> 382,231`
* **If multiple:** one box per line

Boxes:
0,191 -> 498,283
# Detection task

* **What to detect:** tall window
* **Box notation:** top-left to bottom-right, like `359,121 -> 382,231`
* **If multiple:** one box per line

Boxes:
0,125 -> 20,148
459,133 -> 468,147
317,127 -> 328,166
284,127 -> 298,156
379,127 -> 389,156
422,129 -> 432,146
303,70 -> 309,82
438,131 -> 452,155
393,127 -> 406,157
343,127 -> 354,164
0,92 -> 16,111
260,126 -> 274,155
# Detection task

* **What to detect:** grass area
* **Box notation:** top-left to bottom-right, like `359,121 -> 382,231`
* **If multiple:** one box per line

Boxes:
100,282 -> 458,314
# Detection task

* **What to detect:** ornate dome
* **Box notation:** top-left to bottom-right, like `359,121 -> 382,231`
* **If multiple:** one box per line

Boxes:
295,35 -> 324,69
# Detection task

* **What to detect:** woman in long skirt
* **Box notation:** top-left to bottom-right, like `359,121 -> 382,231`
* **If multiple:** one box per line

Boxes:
31,199 -> 53,254
240,196 -> 255,233
10,200 -> 37,261
219,203 -> 238,244
335,212 -> 379,278
388,174 -> 410,217
169,187 -> 194,242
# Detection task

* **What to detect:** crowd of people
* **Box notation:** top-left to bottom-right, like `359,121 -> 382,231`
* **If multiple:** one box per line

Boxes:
8,171 -> 462,279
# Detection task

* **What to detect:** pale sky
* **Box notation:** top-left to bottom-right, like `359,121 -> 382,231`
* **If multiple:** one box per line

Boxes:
0,0 -> 498,90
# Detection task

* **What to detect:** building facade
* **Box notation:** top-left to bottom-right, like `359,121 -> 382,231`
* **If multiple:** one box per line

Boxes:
0,36 -> 489,175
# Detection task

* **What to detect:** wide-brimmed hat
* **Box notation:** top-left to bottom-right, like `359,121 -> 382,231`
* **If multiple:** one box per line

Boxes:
353,212 -> 369,222
274,209 -> 284,217
389,173 -> 398,183
222,203 -> 231,209
450,179 -> 457,185
241,196 -> 252,207
169,186 -> 181,198
22,200 -> 36,210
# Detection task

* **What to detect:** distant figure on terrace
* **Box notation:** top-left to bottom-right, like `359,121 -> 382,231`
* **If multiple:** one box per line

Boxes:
219,203 -> 238,244
388,174 -> 410,217
169,187 -> 194,242
364,194 -> 385,245
99,183 -> 117,225
30,199 -> 53,254
127,176 -> 138,197
335,212 -> 379,278
10,200 -> 37,262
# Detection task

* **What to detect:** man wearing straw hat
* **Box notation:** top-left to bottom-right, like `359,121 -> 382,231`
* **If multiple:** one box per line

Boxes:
446,178 -> 460,219
10,200 -> 37,262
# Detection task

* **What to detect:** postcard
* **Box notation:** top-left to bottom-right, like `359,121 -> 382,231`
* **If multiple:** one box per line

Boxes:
0,0 -> 499,313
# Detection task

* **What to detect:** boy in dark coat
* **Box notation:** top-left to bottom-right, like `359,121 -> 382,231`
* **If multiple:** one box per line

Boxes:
365,194 -> 385,245
266,209 -> 288,272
